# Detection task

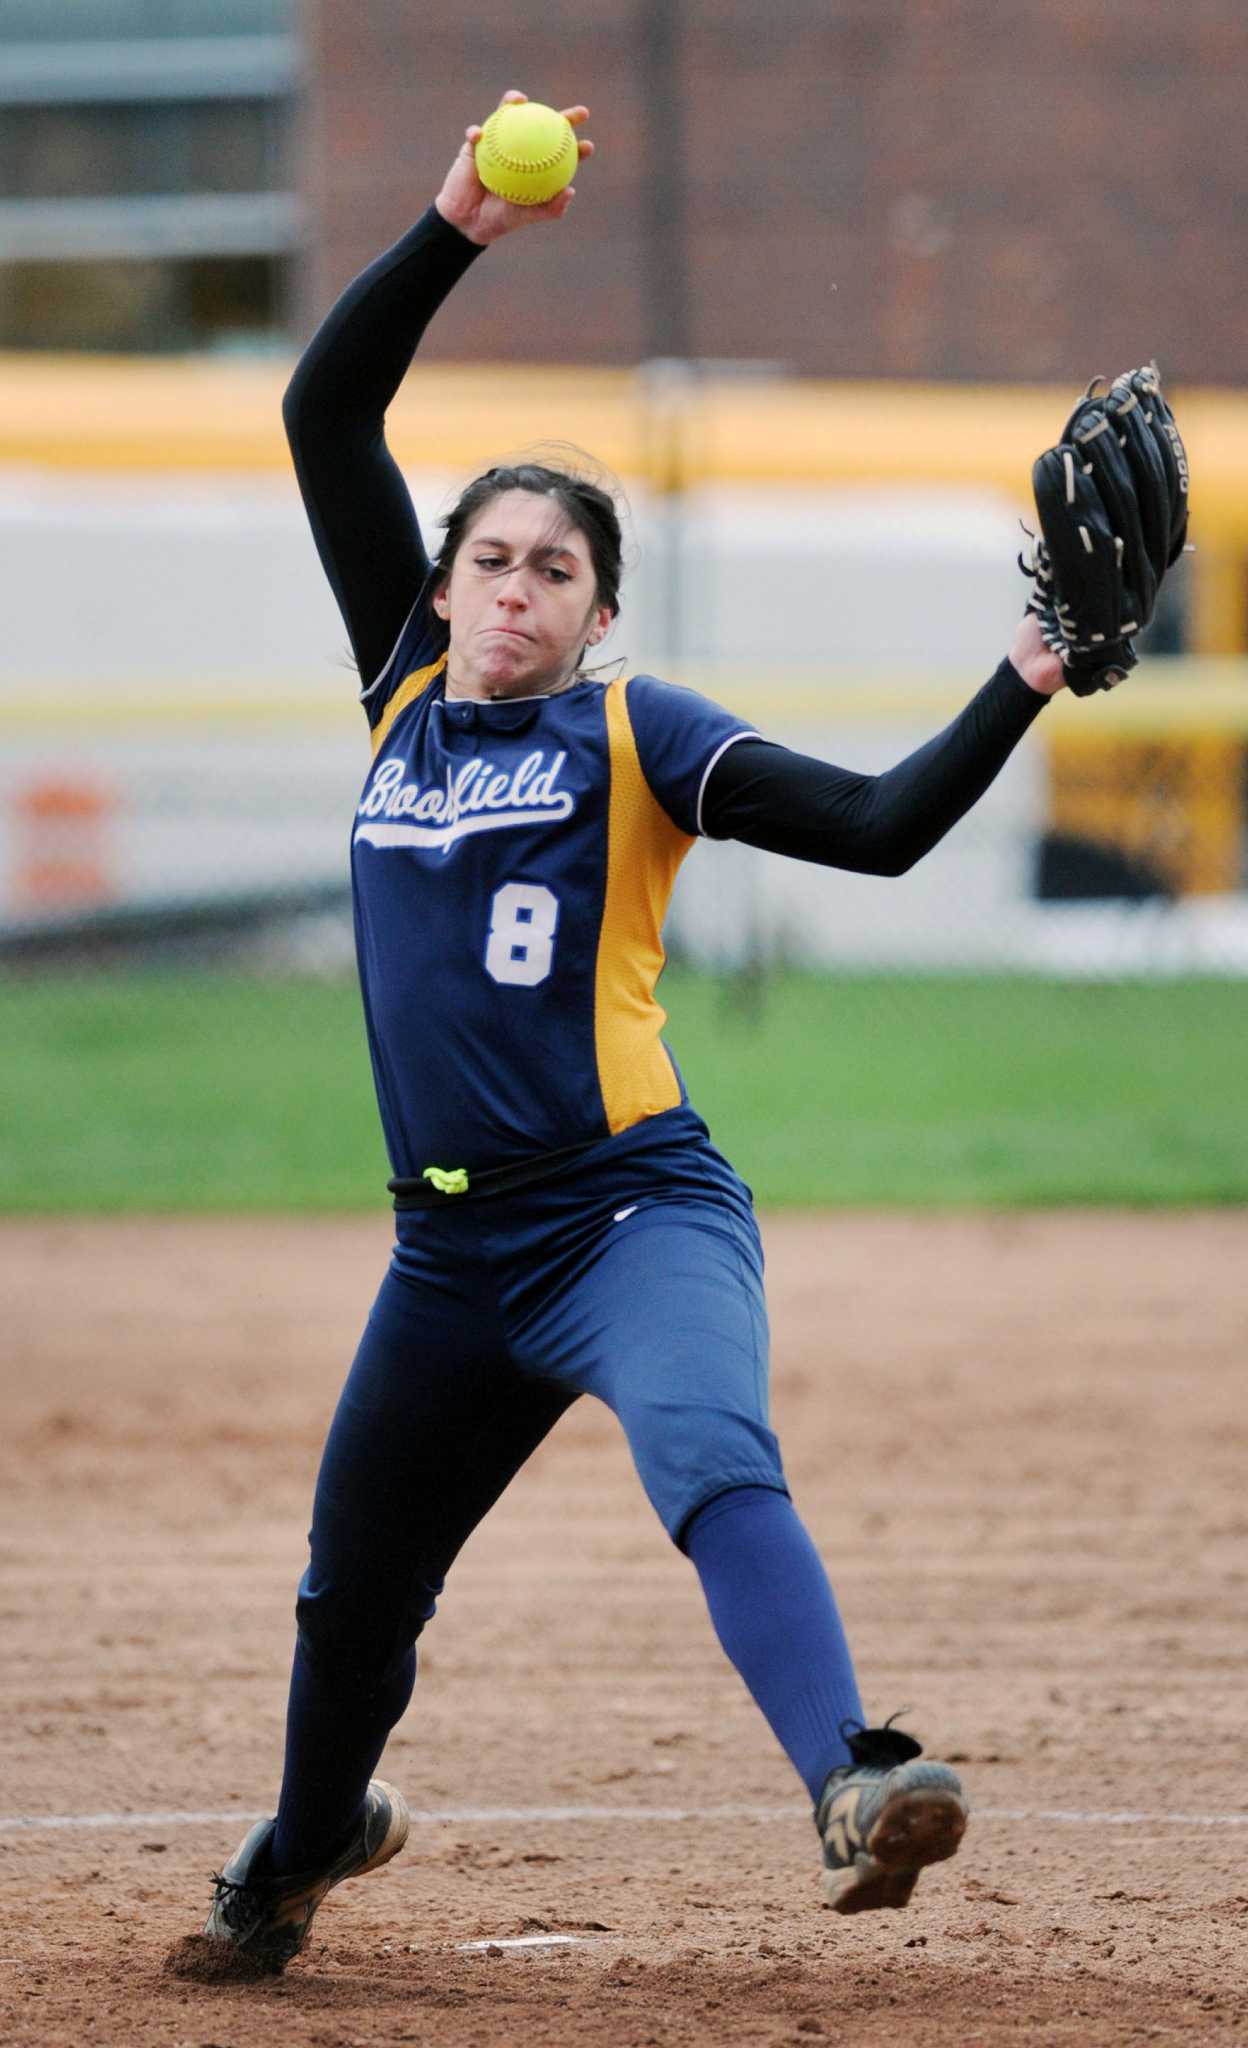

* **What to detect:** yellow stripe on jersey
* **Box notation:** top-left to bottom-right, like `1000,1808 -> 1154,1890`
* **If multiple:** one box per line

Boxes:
595,677 -> 694,1135
369,652 -> 449,757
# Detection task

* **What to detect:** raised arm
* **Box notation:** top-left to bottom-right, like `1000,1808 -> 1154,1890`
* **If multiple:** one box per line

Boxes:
702,615 -> 1066,874
282,211 -> 481,685
282,91 -> 594,689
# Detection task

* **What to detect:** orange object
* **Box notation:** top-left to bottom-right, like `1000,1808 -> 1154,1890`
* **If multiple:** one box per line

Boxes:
14,775 -> 117,910
1047,733 -> 1244,897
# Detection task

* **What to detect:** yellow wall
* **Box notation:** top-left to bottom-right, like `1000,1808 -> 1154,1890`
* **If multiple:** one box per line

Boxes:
3,355 -> 1246,651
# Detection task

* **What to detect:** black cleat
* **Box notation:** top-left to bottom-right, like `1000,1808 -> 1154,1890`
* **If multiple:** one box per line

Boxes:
203,1779 -> 410,1972
816,1722 -> 967,1914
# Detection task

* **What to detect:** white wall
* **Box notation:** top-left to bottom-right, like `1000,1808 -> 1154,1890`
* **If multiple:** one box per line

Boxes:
1,467 -> 1024,684
5,466 -> 1243,972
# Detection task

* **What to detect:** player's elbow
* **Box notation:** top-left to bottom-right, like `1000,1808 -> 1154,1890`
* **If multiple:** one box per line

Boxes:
866,836 -> 921,879
281,351 -> 329,448
281,370 -> 306,443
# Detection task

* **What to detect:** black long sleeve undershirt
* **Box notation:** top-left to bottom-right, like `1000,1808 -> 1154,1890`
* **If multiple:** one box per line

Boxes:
283,203 -> 1048,873
282,205 -> 485,688
701,660 -> 1047,874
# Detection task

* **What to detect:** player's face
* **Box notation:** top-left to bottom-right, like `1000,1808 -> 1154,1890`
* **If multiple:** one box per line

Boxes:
434,491 -> 613,700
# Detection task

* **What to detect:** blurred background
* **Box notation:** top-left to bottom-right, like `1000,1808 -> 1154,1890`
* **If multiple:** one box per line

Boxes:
1,0 -> 1245,1210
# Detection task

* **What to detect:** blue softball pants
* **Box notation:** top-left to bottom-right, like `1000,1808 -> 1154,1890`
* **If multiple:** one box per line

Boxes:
273,1108 -> 862,1871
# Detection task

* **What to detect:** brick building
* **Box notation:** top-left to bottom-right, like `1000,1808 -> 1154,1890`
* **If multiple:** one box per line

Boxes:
3,2 -> 1242,376
302,0 -> 1248,381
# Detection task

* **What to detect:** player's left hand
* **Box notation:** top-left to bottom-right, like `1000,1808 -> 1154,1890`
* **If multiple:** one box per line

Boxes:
1019,363 -> 1189,697
435,90 -> 594,247
1008,611 -> 1067,696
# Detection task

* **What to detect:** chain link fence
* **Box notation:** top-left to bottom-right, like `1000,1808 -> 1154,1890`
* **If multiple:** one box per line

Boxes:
1,462 -> 1243,980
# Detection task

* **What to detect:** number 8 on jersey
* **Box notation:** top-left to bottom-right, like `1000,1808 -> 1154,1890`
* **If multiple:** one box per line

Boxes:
484,881 -> 560,987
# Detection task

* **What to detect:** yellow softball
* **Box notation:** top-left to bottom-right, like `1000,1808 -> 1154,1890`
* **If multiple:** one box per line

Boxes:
475,102 -> 578,207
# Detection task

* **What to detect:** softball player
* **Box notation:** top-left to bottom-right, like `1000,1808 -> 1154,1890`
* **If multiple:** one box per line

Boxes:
201,95 -> 1067,1971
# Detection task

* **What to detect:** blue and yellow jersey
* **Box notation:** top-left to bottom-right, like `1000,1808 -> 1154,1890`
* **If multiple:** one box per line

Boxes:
352,602 -> 758,1178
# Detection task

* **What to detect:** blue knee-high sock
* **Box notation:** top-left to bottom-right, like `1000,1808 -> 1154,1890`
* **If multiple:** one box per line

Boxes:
684,1485 -> 863,1804
270,1639 -> 416,1875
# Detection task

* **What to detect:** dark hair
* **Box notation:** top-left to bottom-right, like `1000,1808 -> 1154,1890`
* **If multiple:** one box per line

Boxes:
432,449 -> 624,620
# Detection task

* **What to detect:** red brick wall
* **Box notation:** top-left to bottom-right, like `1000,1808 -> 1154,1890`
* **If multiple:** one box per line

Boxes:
300,0 -> 1248,382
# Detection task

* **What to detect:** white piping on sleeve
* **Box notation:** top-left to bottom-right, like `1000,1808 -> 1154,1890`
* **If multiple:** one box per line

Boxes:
358,593 -> 425,703
696,729 -> 762,837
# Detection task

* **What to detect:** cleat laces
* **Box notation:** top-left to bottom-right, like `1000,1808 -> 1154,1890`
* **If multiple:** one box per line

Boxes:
208,1870 -> 269,1934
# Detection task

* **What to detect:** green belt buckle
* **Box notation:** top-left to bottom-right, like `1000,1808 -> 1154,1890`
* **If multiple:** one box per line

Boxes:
421,1164 -> 470,1196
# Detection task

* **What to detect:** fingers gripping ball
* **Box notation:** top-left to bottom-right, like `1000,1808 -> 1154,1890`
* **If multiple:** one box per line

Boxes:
475,102 -> 578,206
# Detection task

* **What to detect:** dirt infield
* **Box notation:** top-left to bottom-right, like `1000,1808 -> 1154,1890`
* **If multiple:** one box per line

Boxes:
2,1212 -> 1245,2047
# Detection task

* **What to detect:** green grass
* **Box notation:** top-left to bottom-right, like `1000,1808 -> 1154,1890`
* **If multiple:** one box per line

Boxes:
1,969 -> 1243,1211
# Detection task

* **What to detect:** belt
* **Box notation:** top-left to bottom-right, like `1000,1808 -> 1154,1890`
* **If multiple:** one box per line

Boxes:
388,1137 -> 603,1209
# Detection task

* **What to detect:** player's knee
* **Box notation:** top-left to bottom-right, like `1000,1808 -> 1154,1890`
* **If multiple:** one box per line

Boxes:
620,1401 -> 786,1542
295,1571 -> 441,1693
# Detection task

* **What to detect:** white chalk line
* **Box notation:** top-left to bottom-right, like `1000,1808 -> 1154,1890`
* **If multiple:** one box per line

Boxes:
2,1802 -> 1247,1837
456,1934 -> 605,1953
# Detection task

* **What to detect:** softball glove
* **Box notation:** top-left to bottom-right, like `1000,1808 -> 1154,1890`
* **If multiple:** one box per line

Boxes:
1021,363 -> 1190,695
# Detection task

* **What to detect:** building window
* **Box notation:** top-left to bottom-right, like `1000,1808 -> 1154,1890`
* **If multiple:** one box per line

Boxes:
0,253 -> 288,352
0,3 -> 300,351
1,98 -> 289,200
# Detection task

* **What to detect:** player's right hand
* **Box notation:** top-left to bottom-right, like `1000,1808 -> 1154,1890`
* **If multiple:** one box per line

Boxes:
435,90 -> 593,248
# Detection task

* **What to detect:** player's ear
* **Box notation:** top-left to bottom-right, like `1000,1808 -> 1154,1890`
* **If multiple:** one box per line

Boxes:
585,605 -> 612,647
432,582 -> 450,620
